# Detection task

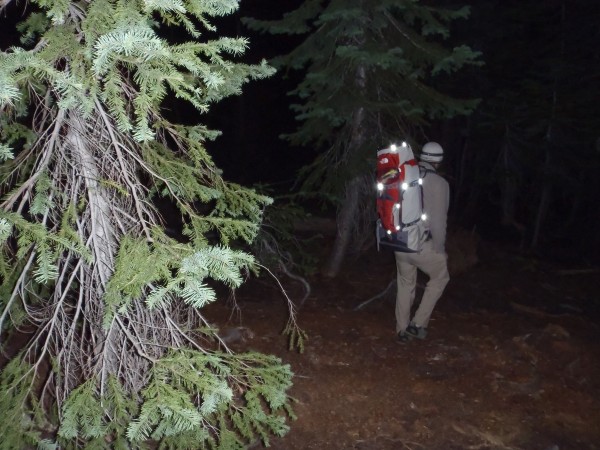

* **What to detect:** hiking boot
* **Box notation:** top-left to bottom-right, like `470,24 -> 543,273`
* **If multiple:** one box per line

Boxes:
397,331 -> 412,343
406,324 -> 427,340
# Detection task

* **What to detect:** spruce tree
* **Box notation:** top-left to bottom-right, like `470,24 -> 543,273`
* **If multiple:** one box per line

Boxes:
0,0 -> 296,447
245,0 -> 481,276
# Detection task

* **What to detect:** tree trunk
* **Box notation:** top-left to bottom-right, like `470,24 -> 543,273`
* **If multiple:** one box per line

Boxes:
322,64 -> 367,278
499,128 -> 526,245
531,1 -> 564,250
323,175 -> 363,277
67,111 -> 120,382
500,139 -> 517,226
530,149 -> 552,249
453,118 -> 470,213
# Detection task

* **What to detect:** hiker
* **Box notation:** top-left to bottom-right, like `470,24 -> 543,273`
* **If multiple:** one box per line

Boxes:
395,141 -> 450,342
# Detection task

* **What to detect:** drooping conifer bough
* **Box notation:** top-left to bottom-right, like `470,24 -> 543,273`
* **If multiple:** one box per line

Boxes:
0,1 -> 298,448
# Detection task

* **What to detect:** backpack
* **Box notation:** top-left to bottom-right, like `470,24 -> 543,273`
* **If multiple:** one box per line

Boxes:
375,142 -> 426,252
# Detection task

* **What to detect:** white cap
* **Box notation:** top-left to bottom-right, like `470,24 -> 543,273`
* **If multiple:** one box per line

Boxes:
420,142 -> 444,163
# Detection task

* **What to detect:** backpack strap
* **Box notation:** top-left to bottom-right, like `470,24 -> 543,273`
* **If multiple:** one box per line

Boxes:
419,164 -> 436,178
418,164 -> 433,235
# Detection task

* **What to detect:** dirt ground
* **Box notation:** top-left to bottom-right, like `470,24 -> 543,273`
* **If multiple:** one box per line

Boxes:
206,236 -> 600,450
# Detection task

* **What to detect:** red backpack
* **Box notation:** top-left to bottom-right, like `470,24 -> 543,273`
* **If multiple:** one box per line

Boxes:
376,142 -> 426,252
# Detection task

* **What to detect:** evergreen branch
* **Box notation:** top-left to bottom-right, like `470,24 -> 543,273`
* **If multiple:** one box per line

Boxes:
242,0 -> 324,35
1,109 -> 65,211
115,315 -> 157,363
257,263 -> 306,353
31,258 -> 83,374
0,249 -> 36,337
94,99 -> 153,241
0,1 -> 292,446
60,262 -> 85,402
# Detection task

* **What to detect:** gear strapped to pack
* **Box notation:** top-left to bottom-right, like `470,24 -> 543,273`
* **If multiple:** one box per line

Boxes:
375,142 -> 427,253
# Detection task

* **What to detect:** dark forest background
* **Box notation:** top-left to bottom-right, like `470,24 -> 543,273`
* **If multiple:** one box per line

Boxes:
214,0 -> 600,265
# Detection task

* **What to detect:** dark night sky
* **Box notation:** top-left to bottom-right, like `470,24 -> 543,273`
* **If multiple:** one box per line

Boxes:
206,0 -> 307,188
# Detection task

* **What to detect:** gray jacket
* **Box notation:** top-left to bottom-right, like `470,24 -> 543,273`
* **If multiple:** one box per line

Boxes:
420,161 -> 450,254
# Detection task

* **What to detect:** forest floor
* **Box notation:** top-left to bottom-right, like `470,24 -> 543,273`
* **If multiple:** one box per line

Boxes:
206,226 -> 600,450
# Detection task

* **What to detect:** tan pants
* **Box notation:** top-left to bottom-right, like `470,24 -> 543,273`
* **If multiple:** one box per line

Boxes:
394,240 -> 450,333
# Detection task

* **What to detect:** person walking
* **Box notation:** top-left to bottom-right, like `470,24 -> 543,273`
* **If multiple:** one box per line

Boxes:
396,141 -> 450,342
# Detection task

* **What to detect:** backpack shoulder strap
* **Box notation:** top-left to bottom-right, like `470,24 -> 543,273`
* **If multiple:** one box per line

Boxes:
419,164 -> 436,178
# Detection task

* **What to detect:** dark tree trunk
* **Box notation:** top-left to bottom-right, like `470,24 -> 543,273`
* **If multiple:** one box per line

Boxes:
531,0 -> 565,250
500,141 -> 517,227
453,122 -> 470,213
323,65 -> 367,278
531,149 -> 552,249
323,176 -> 363,277
499,129 -> 526,246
